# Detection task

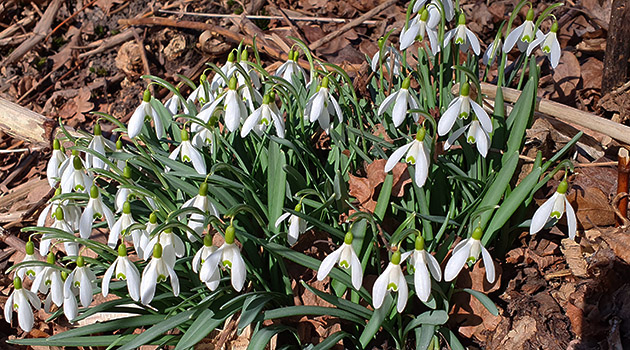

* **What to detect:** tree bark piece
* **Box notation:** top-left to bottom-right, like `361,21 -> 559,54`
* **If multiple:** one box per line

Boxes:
0,98 -> 56,147
602,0 -> 630,94
617,148 -> 630,226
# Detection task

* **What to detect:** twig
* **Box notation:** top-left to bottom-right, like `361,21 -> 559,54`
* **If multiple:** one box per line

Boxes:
78,28 -> 141,58
0,33 -> 31,47
2,0 -> 64,66
0,98 -> 56,147
270,5 -> 308,44
308,0 -> 396,50
0,148 -> 32,154
0,12 -> 36,40
0,151 -> 38,189
156,9 -> 379,24
469,82 -> 630,145
44,0 -> 99,43
612,192 -> 630,227
616,148 -> 630,226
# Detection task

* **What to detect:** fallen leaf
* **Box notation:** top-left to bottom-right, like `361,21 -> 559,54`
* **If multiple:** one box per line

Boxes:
551,51 -> 581,103
566,187 -> 616,229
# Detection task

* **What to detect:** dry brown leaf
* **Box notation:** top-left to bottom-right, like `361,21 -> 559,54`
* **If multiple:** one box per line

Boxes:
560,238 -> 589,278
348,159 -> 411,213
74,87 -> 94,115
599,227 -> 630,265
566,187 -> 616,229
551,51 -> 581,103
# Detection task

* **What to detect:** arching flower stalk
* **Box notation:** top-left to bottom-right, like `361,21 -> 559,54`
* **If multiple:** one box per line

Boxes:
317,232 -> 363,290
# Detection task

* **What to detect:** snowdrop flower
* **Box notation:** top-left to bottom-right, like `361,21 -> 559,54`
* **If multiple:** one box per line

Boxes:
113,139 -> 126,172
15,240 -> 40,280
138,212 -> 158,255
200,77 -> 247,133
165,89 -> 190,116
60,155 -> 93,194
5,277 -> 41,332
444,118 -> 493,158
438,82 -> 491,136
31,253 -> 64,310
413,0 -> 454,23
444,227 -> 495,283
102,244 -> 141,301
371,40 -> 402,75
408,235 -> 441,302
128,89 -> 164,139
38,187 -> 81,231
199,225 -> 247,291
400,9 -> 439,54
108,201 -> 146,255
444,14 -> 481,55
169,128 -> 206,175
192,123 -> 216,150
180,182 -> 220,241
85,123 -> 108,170
140,243 -> 180,305
503,8 -> 536,53
210,51 -> 237,92
530,180 -> 576,239
378,76 -> 420,127
188,74 -> 213,106
47,139 -> 67,187
526,21 -> 561,69
64,256 -> 97,309
234,51 -> 262,109
483,38 -> 502,66
62,275 -> 78,322
143,228 -> 185,268
192,235 -> 219,290
40,207 -> 78,256
275,203 -> 307,245
317,232 -> 363,290
79,185 -> 115,239
276,49 -> 308,87
372,249 -> 409,313
114,165 -> 157,213
385,127 -> 431,187
304,77 -> 344,133
242,93 -> 285,138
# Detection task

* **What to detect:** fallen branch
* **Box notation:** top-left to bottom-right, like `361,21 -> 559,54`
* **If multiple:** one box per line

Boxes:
468,82 -> 630,145
0,98 -> 56,147
156,9 -> 380,25
308,0 -> 396,51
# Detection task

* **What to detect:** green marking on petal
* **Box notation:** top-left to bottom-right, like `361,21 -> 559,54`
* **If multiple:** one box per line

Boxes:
458,112 -> 468,119
183,155 -> 191,162
116,273 -> 127,280
157,274 -> 167,282
93,212 -> 103,220
387,282 -> 398,291
406,156 -> 416,164
467,256 -> 477,263
455,37 -> 464,45
522,35 -> 531,42
550,211 -> 562,219
339,260 -> 350,269
223,260 -> 232,268
76,184 -> 85,191
467,136 -> 476,143
261,117 -> 270,125
543,45 -> 551,53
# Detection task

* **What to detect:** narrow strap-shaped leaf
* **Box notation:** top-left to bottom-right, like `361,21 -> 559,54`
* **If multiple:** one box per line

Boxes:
312,331 -> 355,350
268,140 -> 287,233
118,309 -> 196,350
460,288 -> 499,316
247,325 -> 295,350
402,310 -> 449,336
359,294 -> 393,347
415,324 -> 435,350
49,314 -> 165,340
263,306 -> 364,325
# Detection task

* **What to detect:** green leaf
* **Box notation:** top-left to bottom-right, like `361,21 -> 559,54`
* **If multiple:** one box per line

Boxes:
415,324 -> 435,350
118,309 -> 196,350
238,294 -> 275,333
264,306 -> 364,325
359,294 -> 392,347
247,325 -> 295,350
461,288 -> 499,316
312,331 -> 354,350
268,140 -> 287,233
8,335 -> 175,347
440,327 -> 465,350
403,310 -> 449,336
49,315 -> 166,340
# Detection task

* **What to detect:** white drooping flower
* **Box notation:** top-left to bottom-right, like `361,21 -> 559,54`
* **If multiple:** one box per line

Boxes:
503,8 -> 536,53
47,139 -> 67,187
200,77 -> 247,133
304,77 -> 344,134
444,118 -> 493,158
526,22 -> 562,69
140,243 -> 180,305
372,250 -> 410,313
210,52 -> 237,92
412,0 -> 455,23
192,124 -> 216,151
317,232 -> 363,290
408,235 -> 442,302
437,82 -> 491,137
4,277 -> 41,332
15,240 -> 40,281
276,49 -> 308,87
102,244 -> 141,301
371,42 -> 402,75
483,38 -> 503,66
38,187 -> 81,231
165,90 -> 190,116
114,165 -> 157,214
79,184 -> 115,239
40,207 -> 78,256
241,93 -> 285,138
60,154 -> 94,194
233,50 -> 262,110
108,201 -> 147,256
64,256 -> 97,310
444,14 -> 481,55
275,203 -> 307,245
85,123 -> 108,170
128,89 -> 164,139
62,278 -> 78,322
179,182 -> 220,241
400,8 -> 439,54
192,235 -> 219,290
384,128 -> 431,188
378,76 -> 420,127
444,227 -> 496,283
31,253 -> 64,310
187,74 -> 213,106
112,138 -> 126,172
199,226 -> 247,292
168,128 -> 206,175
530,180 -> 577,239
142,228 -> 185,269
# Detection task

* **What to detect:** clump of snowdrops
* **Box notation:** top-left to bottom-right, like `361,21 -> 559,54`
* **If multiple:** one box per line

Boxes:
6,0 -> 580,348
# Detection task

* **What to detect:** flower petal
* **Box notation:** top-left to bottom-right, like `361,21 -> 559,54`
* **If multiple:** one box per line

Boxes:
140,262 -> 157,305
503,24 -> 525,53
465,28 -> 481,56
385,142 -> 413,173
372,265 -> 391,309
125,260 -> 141,301
443,125 -> 467,151
378,91 -> 399,116
530,194 -> 557,235
565,197 -> 577,240
480,245 -> 496,284
128,102 -> 147,138
425,252 -> 442,281
438,98 -> 462,136
167,263 -> 180,297
396,268 -> 408,313
101,260 -> 117,297
350,249 -> 363,290
444,240 -> 471,282
471,101 -> 492,133
414,258 -> 432,302
317,247 -> 343,281
549,33 -> 562,69
229,248 -> 247,292
241,107 -> 263,138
